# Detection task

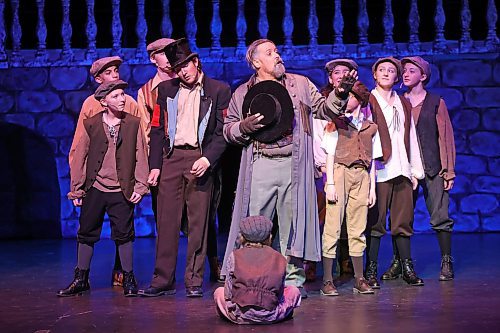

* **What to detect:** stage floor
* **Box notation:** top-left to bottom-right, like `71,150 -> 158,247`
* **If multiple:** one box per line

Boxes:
0,233 -> 499,332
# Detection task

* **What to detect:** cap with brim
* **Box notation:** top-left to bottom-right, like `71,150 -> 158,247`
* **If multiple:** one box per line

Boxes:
94,80 -> 128,101
239,216 -> 273,243
242,81 -> 294,143
325,58 -> 359,73
372,56 -> 402,80
401,56 -> 431,85
90,56 -> 123,77
163,38 -> 199,69
147,38 -> 176,56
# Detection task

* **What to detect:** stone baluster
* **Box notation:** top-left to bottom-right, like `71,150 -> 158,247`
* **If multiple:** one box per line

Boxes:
135,0 -> 148,61
35,0 -> 47,63
210,0 -> 223,57
308,0 -> 319,55
258,0 -> 268,39
161,0 -> 173,37
408,0 -> 420,53
485,0 -> 499,50
332,0 -> 345,53
382,0 -> 395,53
282,0 -> 294,58
433,0 -> 447,52
111,0 -> 123,57
235,0 -> 247,57
357,0 -> 369,55
185,0 -> 198,52
0,1 -> 6,64
85,0 -> 97,61
460,0 -> 472,52
10,0 -> 22,65
60,0 -> 73,62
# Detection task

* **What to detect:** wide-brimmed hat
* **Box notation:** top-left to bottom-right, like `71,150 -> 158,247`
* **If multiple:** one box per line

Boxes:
325,58 -> 359,73
401,56 -> 431,85
94,80 -> 128,101
90,56 -> 123,77
240,216 -> 273,243
163,38 -> 198,69
242,80 -> 294,143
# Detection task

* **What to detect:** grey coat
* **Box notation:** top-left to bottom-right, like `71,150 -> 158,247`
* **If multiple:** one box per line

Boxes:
221,73 -> 346,276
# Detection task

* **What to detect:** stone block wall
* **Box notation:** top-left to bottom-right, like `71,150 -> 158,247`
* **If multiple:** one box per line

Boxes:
0,53 -> 498,238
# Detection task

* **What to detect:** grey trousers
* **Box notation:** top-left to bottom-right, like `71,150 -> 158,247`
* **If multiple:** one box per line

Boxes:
415,174 -> 454,232
248,155 -> 306,288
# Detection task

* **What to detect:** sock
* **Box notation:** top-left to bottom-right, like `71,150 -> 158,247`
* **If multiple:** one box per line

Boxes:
368,236 -> 381,262
437,231 -> 452,256
322,257 -> 335,282
395,236 -> 411,260
351,256 -> 364,279
118,241 -> 133,272
391,235 -> 399,258
113,243 -> 122,271
77,243 -> 94,270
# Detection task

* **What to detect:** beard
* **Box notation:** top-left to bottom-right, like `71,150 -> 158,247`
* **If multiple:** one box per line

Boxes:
272,62 -> 286,79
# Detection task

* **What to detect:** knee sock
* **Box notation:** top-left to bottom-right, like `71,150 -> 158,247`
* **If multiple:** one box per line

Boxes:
118,241 -> 133,272
437,231 -> 452,256
322,257 -> 335,282
368,236 -> 381,262
395,236 -> 411,260
113,244 -> 122,271
351,256 -> 364,279
77,243 -> 94,270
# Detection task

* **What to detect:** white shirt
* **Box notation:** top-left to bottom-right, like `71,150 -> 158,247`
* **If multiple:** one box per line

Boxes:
371,89 -> 424,183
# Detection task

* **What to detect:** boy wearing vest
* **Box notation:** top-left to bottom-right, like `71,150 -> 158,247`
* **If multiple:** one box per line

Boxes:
365,57 -> 425,288
401,56 -> 456,281
320,81 -> 382,296
214,216 -> 301,324
69,56 -> 143,287
58,80 -> 149,297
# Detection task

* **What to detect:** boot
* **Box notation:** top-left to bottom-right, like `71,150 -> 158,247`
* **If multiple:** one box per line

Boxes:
123,271 -> 138,297
208,257 -> 224,283
381,256 -> 402,280
439,255 -> 454,281
401,259 -> 424,286
57,267 -> 90,297
364,261 -> 380,289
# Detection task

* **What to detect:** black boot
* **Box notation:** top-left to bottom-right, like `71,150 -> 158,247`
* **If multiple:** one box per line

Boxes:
381,256 -> 402,280
439,255 -> 454,281
123,271 -> 138,297
57,267 -> 90,297
364,261 -> 380,289
401,259 -> 424,286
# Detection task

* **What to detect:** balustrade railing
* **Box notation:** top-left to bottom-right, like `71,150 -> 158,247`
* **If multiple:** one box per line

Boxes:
0,0 -> 497,68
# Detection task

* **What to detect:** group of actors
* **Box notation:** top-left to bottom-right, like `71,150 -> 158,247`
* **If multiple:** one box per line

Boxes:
57,36 -> 456,325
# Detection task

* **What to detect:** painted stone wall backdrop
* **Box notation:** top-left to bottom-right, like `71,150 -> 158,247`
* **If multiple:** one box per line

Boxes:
0,53 -> 498,238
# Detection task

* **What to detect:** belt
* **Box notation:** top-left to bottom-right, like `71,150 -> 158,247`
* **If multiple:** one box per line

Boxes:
174,144 -> 198,150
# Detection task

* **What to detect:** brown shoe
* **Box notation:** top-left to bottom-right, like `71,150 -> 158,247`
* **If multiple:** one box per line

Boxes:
304,261 -> 317,282
320,280 -> 339,296
112,269 -> 123,287
353,277 -> 374,294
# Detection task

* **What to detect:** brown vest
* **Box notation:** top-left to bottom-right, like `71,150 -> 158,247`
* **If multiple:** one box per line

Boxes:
332,118 -> 378,169
232,245 -> 287,311
369,94 -> 411,163
83,112 -> 140,199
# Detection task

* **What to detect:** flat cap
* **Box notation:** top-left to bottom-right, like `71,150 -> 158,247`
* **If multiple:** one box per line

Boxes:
372,56 -> 402,78
401,56 -> 431,85
240,216 -> 273,243
90,56 -> 123,77
147,38 -> 176,55
94,80 -> 128,101
325,58 -> 359,73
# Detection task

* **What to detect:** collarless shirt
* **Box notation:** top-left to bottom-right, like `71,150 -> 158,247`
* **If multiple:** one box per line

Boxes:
174,72 -> 204,147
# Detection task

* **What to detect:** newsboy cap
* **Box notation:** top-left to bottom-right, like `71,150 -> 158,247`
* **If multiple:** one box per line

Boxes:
90,56 -> 123,77
401,56 -> 431,85
94,80 -> 128,101
239,216 -> 273,243
372,56 -> 402,79
325,58 -> 359,73
147,38 -> 176,56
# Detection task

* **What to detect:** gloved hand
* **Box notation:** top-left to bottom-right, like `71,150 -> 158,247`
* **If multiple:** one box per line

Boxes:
239,113 -> 264,134
335,71 -> 357,100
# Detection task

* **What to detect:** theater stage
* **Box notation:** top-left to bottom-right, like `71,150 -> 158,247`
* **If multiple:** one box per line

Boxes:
1,233 -> 499,333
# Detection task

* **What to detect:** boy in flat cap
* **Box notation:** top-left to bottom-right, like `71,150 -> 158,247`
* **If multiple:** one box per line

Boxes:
320,80 -> 381,296
364,57 -> 425,288
401,56 -> 456,281
214,216 -> 301,324
69,56 -> 145,287
58,80 -> 149,297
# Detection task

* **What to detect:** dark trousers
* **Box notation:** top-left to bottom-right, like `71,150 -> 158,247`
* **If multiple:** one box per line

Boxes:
413,174 -> 454,232
370,176 -> 414,237
152,148 -> 213,288
207,168 -> 222,258
78,187 -> 135,245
